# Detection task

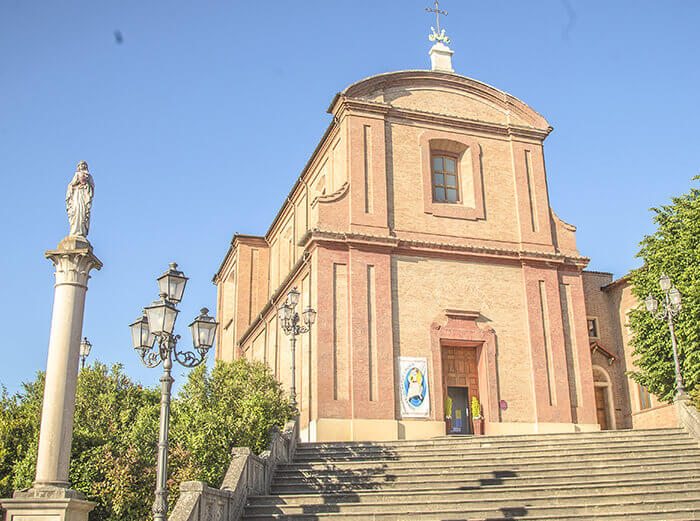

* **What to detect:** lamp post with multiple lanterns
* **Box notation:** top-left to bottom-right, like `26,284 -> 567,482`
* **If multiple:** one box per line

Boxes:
644,273 -> 688,401
278,287 -> 316,409
79,337 -> 92,369
129,263 -> 218,521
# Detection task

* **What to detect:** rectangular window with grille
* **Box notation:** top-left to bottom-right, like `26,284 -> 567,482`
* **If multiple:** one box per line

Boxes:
432,154 -> 459,203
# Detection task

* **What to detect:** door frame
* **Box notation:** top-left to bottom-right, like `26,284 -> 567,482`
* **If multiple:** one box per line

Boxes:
429,309 -> 499,426
592,365 -> 616,430
441,344 -> 479,434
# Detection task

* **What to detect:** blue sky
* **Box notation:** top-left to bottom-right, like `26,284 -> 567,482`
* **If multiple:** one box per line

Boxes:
1,1 -> 698,394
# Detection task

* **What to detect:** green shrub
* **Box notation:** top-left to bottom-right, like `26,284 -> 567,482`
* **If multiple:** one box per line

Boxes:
0,358 -> 293,521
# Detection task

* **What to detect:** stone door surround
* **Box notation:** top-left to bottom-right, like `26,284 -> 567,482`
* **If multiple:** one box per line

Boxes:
430,309 -> 499,425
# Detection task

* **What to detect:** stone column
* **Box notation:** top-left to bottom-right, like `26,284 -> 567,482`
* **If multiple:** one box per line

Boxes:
1,235 -> 101,521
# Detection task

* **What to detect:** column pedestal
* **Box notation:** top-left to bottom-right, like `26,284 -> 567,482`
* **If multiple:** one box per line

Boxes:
1,236 -> 101,521
1,486 -> 95,521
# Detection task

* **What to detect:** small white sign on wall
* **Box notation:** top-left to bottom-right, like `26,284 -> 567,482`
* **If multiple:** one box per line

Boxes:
399,357 -> 430,418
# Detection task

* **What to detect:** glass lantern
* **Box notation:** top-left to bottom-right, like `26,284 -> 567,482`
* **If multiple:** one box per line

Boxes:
278,304 -> 291,328
644,294 -> 659,314
286,287 -> 300,308
303,306 -> 317,326
144,295 -> 179,336
129,313 -> 157,350
157,263 -> 189,303
669,287 -> 682,310
79,337 -> 92,358
189,308 -> 218,350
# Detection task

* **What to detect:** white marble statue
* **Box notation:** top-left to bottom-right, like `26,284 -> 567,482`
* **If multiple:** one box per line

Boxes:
66,161 -> 94,237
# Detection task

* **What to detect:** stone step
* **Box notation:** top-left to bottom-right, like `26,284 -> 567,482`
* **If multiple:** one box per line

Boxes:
251,479 -> 699,506
252,429 -> 700,520
241,503 -> 700,521
297,428 -> 684,450
242,492 -> 700,517
270,467 -> 700,494
294,434 -> 693,458
282,447 -> 700,472
296,429 -> 692,453
292,439 -> 697,463
276,454 -> 699,479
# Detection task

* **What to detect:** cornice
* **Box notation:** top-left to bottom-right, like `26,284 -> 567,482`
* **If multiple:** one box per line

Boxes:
330,96 -> 552,142
330,97 -> 391,119
601,273 -> 633,292
391,105 -> 552,141
212,233 -> 266,284
301,228 -> 589,268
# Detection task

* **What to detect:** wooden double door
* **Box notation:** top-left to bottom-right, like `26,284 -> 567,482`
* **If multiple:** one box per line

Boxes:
442,345 -> 479,435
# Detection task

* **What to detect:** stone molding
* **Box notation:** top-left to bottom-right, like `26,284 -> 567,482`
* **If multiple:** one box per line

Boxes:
300,228 -> 589,268
331,96 -> 552,142
168,420 -> 298,521
429,309 -> 499,426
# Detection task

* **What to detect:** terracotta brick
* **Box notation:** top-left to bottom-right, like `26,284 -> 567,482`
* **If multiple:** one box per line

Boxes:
212,70 -> 649,441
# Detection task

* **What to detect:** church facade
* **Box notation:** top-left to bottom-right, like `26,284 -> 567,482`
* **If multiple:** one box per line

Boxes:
213,47 -> 646,441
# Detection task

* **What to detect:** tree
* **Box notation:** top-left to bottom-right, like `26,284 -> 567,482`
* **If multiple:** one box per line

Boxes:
0,359 -> 293,521
0,375 -> 43,500
171,359 -> 295,488
628,177 -> 700,405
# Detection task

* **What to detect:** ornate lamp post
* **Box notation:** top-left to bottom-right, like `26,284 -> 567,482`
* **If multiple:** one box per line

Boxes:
278,287 -> 316,409
79,337 -> 92,369
644,273 -> 689,401
129,263 -> 218,521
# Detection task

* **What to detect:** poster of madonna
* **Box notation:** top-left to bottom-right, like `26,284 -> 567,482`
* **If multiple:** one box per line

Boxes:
399,357 -> 430,417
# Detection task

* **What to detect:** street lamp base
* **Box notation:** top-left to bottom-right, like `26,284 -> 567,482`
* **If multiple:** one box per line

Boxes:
0,485 -> 96,521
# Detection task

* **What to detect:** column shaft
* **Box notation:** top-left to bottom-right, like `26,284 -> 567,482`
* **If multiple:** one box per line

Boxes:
34,237 -> 101,488
35,278 -> 88,486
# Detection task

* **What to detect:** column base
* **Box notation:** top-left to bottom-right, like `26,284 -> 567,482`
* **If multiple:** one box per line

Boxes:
1,485 -> 96,521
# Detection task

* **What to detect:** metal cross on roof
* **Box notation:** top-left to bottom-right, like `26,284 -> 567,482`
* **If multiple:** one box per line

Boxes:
426,1 -> 450,44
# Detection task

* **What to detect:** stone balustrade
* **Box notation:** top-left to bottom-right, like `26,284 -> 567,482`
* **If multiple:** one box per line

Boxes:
676,397 -> 700,444
169,419 -> 298,521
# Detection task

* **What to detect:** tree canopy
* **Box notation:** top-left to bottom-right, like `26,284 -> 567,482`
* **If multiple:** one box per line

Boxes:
628,177 -> 699,405
0,359 -> 293,521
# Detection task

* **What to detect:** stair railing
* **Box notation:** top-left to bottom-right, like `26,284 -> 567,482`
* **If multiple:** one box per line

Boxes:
168,419 -> 299,521
676,397 -> 700,444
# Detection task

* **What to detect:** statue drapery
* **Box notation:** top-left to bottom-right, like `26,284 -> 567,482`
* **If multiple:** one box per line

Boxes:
66,161 -> 94,237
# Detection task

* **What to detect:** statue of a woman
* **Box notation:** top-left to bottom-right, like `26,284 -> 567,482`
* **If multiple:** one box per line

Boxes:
66,161 -> 94,237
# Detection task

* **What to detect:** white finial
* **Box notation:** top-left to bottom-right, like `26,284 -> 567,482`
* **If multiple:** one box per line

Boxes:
426,1 -> 450,44
425,1 -> 454,72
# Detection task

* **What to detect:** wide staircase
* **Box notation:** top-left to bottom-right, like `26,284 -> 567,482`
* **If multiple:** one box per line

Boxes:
242,427 -> 700,520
